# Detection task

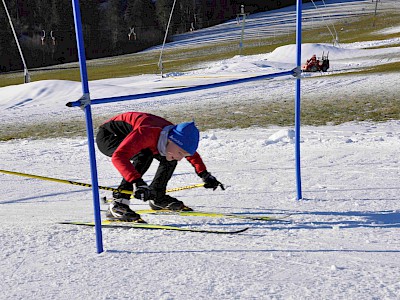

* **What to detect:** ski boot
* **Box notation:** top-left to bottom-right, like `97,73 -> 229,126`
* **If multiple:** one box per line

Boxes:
106,198 -> 146,223
149,195 -> 192,211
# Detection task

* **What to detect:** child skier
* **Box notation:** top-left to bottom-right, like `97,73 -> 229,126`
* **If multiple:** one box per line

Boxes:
96,112 -> 224,222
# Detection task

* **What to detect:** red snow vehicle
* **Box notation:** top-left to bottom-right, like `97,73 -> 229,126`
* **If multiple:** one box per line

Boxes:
301,52 -> 329,72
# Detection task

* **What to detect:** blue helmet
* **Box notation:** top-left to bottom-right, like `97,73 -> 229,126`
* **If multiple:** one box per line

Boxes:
168,121 -> 200,155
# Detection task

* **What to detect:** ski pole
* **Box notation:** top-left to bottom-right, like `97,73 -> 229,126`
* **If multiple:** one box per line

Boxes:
165,183 -> 204,193
0,169 -> 204,194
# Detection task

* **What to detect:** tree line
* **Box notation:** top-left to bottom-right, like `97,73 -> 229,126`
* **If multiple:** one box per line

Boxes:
0,0 -> 298,72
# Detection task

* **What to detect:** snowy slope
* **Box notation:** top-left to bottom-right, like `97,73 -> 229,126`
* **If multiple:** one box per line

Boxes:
1,0 -> 400,299
151,0 -> 384,50
2,39 -> 400,125
1,121 -> 400,300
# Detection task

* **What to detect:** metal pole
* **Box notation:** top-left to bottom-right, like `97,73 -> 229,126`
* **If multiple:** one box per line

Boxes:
158,0 -> 177,77
295,0 -> 303,200
2,0 -> 30,83
238,5 -> 246,55
372,0 -> 379,27
0,168 -> 205,194
71,0 -> 103,253
66,70 -> 294,107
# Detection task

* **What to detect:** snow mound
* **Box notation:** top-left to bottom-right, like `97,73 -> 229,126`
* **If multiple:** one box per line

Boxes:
267,43 -> 368,63
374,26 -> 400,35
264,128 -> 295,145
0,80 -> 81,111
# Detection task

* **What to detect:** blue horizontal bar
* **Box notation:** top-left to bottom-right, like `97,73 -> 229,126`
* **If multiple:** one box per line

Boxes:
66,70 -> 294,107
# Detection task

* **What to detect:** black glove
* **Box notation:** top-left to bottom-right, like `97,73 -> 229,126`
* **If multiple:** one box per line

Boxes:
199,171 -> 225,191
132,178 -> 151,201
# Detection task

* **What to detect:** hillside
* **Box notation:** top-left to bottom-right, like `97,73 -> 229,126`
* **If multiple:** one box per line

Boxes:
1,0 -> 400,142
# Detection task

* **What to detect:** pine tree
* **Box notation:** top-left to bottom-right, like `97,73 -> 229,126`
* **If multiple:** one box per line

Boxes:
177,0 -> 196,33
125,0 -> 160,41
0,3 -> 16,71
101,0 -> 125,53
155,0 -> 173,32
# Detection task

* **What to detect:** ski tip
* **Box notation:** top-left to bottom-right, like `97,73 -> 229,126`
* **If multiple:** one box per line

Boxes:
181,205 -> 193,212
235,227 -> 250,234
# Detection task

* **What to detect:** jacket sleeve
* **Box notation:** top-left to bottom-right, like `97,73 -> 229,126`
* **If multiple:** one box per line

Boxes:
186,152 -> 207,175
111,127 -> 158,183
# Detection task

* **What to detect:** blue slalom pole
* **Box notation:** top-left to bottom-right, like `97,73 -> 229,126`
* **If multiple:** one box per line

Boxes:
66,70 -> 294,107
71,0 -> 103,253
295,0 -> 303,200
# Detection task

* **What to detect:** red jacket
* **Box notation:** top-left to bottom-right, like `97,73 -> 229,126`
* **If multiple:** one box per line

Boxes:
102,112 -> 207,182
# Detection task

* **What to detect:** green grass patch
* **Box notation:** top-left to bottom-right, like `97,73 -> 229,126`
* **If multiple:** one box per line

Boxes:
335,61 -> 400,75
2,88 -> 399,141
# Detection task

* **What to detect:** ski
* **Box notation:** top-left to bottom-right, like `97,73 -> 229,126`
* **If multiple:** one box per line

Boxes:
59,220 -> 249,234
134,209 -> 291,222
101,197 -> 290,222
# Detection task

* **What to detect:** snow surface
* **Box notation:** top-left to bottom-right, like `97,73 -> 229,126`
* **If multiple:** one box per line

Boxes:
1,0 -> 400,299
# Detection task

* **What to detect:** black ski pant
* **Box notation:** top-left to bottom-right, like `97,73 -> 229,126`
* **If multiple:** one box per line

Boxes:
96,126 -> 177,200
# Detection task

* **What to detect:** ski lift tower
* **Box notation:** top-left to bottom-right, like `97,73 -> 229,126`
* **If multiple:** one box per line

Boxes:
2,0 -> 30,83
237,5 -> 249,55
